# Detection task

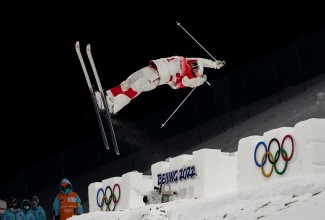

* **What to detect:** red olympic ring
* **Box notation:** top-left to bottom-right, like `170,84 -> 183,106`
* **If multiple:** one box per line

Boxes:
112,183 -> 121,203
280,134 -> 294,161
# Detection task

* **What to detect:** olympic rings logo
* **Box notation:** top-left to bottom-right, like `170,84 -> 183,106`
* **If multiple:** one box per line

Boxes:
96,183 -> 121,211
254,134 -> 295,177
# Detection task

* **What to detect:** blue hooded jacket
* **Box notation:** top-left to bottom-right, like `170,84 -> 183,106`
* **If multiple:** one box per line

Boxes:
52,178 -> 83,217
19,199 -> 36,220
1,208 -> 26,220
26,198 -> 46,220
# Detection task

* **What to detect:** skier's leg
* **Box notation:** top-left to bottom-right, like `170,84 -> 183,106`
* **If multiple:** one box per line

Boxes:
108,92 -> 131,114
128,67 -> 160,92
120,67 -> 160,92
107,67 -> 160,114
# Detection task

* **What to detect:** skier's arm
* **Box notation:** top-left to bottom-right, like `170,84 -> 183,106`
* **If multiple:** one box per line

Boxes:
182,74 -> 207,88
187,57 -> 225,69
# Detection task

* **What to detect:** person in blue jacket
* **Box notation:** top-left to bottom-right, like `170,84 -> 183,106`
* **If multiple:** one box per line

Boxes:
1,197 -> 26,220
53,178 -> 83,220
27,195 -> 46,220
20,199 -> 36,220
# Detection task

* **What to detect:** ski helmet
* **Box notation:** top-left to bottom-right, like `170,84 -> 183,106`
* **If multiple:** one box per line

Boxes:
189,60 -> 204,77
30,195 -> 39,208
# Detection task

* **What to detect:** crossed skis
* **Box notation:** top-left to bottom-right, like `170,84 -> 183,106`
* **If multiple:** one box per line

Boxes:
75,41 -> 120,155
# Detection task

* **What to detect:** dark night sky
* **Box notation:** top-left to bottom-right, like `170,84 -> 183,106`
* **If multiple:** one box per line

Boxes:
2,4 -> 324,185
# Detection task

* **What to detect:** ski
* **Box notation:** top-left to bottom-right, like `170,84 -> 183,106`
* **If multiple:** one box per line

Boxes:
85,43 -> 120,155
75,41 -> 120,155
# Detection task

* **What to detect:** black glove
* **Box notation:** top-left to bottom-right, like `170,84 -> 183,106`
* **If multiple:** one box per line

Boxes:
54,215 -> 60,220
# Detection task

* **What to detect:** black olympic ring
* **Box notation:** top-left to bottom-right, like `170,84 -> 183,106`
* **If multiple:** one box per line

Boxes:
254,134 -> 294,177
96,183 -> 121,211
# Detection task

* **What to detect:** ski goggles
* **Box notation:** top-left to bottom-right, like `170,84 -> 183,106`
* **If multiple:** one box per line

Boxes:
189,61 -> 203,77
60,183 -> 71,191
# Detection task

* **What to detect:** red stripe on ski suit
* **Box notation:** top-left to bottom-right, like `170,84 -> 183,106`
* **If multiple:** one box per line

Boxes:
110,85 -> 138,99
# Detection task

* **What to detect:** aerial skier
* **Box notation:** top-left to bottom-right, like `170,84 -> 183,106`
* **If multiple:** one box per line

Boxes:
95,56 -> 225,114
76,21 -> 224,154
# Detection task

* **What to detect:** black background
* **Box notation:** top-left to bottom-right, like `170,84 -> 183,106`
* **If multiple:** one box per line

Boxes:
2,3 -> 324,185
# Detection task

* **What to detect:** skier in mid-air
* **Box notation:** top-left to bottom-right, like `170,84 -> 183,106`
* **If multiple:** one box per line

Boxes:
95,55 -> 225,114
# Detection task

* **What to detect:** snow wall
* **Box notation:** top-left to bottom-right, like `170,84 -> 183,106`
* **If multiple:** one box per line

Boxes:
87,118 -> 325,212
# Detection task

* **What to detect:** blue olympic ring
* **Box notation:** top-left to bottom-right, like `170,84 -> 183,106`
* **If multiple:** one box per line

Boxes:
96,188 -> 105,207
254,141 -> 267,167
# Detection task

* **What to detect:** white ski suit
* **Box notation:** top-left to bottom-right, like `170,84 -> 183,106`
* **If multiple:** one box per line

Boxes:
106,56 -> 224,114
